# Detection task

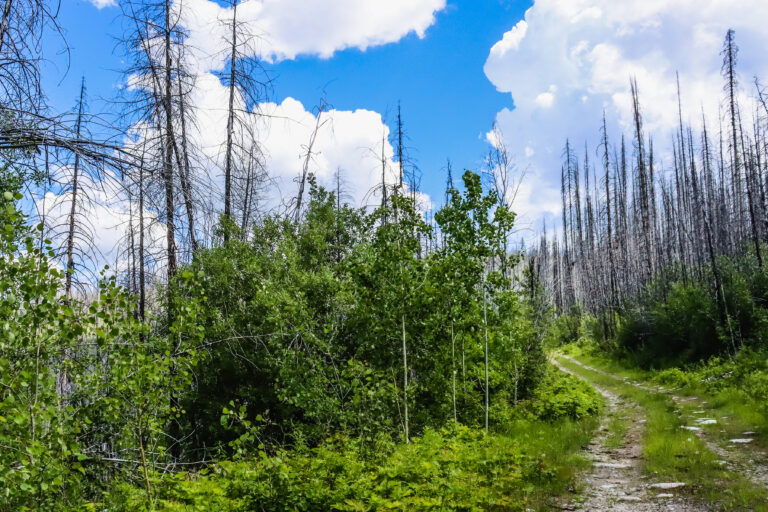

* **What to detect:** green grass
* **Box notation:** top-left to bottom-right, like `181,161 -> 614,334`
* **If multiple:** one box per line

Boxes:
556,352 -> 768,511
604,412 -> 629,450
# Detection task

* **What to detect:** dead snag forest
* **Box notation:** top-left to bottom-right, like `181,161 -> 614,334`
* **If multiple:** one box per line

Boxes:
3,0 -> 768,510
532,30 -> 768,366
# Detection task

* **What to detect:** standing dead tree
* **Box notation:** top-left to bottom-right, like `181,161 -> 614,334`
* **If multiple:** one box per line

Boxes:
294,99 -> 328,224
216,0 -> 270,238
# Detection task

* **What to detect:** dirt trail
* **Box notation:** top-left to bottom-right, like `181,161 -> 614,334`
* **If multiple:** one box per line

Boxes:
560,355 -> 768,489
552,358 -> 709,511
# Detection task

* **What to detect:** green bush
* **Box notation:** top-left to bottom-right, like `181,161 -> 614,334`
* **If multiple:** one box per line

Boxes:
654,367 -> 698,388
578,315 -> 608,348
608,252 -> 768,367
616,283 -> 721,367
105,418 -> 594,512
180,175 -> 545,452
101,363 -> 601,511
0,193 -> 204,510
526,370 -> 602,421
545,313 -> 581,347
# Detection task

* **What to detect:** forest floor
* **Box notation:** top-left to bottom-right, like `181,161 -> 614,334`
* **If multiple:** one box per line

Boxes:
553,353 -> 768,511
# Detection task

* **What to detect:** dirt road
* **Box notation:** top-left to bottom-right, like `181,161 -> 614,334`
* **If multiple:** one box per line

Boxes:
552,357 -> 710,511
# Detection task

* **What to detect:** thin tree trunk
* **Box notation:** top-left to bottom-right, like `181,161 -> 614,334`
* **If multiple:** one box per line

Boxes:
163,0 -> 181,462
739,111 -> 763,267
65,77 -> 86,300
223,0 -> 238,236
602,113 -> 617,321
451,321 -> 456,421
0,0 -> 13,52
163,0 -> 177,282
701,115 -> 736,354
138,156 -> 146,323
241,150 -> 253,234
483,275 -> 489,433
401,313 -> 409,444
295,104 -> 325,223
724,31 -> 745,240
380,131 -> 388,224
396,103 -> 404,194
176,65 -> 198,253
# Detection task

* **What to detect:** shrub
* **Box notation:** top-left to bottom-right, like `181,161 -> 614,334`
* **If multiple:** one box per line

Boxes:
545,312 -> 581,347
616,283 -> 722,367
526,370 -> 602,421
103,418 -> 594,512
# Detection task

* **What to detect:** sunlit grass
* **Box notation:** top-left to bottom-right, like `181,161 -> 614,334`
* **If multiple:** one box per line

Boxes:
556,353 -> 768,511
564,344 -> 768,450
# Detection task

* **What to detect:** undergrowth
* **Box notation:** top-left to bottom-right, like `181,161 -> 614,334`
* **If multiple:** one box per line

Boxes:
100,369 -> 600,511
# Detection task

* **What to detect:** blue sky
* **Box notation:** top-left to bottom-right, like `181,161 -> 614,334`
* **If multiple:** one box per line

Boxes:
41,0 -> 768,239
44,0 -> 530,209
263,0 -> 530,197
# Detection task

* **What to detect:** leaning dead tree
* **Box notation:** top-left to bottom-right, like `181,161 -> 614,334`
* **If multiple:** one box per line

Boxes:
120,0 -> 200,278
294,98 -> 328,224
0,1 -> 125,178
0,0 -> 59,115
0,1 -> 140,292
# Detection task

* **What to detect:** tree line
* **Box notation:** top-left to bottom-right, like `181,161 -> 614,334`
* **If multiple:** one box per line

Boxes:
528,30 -> 768,360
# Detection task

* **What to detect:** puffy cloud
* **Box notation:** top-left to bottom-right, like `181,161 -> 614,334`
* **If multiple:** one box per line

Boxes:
166,0 -> 437,208
171,73 -> 401,212
87,0 -> 116,8
49,0 -> 440,286
177,0 -> 446,71
257,97 -> 400,210
508,169 -> 562,232
534,87 -> 556,108
484,0 -> 768,224
119,0 -> 436,219
489,20 -> 527,58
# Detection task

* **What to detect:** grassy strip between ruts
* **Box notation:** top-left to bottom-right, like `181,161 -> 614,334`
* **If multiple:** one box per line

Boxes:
604,411 -> 630,451
555,353 -> 768,511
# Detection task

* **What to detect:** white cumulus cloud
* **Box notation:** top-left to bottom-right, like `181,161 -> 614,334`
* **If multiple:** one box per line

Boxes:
177,0 -> 446,71
168,0 -> 438,208
484,0 -> 768,224
170,73 -> 401,212
87,0 -> 116,8
257,97 -> 401,210
118,0 -> 435,232
489,20 -> 527,58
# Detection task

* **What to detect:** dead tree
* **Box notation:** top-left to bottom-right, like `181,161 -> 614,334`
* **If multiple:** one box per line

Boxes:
65,78 -> 87,299
295,99 -> 328,223
217,0 -> 269,237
